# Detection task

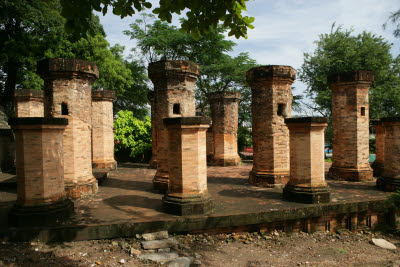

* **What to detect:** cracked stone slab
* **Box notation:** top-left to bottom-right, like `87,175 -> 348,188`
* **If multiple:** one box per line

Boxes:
138,252 -> 179,263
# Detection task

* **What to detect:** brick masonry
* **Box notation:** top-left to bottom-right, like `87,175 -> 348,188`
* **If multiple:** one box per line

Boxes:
372,120 -> 385,177
162,117 -> 214,216
14,89 -> 44,117
283,117 -> 330,204
37,58 -> 99,199
91,90 -> 116,171
206,126 -> 214,161
246,65 -> 295,187
148,60 -> 199,193
147,91 -> 157,169
377,117 -> 400,191
328,71 -> 374,181
210,92 -> 241,166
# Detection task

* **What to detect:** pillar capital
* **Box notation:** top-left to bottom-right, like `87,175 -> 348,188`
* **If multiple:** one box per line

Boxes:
91,90 -> 116,102
14,89 -> 43,102
285,117 -> 328,128
148,60 -> 199,86
164,116 -> 211,127
210,91 -> 241,103
37,58 -> 99,80
328,70 -> 374,85
246,65 -> 295,85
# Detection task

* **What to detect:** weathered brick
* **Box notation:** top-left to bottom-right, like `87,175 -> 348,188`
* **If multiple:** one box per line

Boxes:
372,120 -> 385,177
14,89 -> 44,117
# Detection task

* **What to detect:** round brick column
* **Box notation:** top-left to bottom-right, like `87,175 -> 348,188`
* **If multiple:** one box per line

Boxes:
148,60 -> 199,193
371,120 -> 385,177
37,58 -> 99,199
91,90 -> 116,171
328,71 -> 374,181
246,65 -> 295,187
162,117 -> 214,216
14,89 -> 44,117
210,92 -> 241,166
377,117 -> 400,191
148,91 -> 157,169
8,117 -> 74,226
283,117 -> 330,204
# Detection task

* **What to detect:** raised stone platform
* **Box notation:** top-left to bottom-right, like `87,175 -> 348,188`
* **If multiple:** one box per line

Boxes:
0,163 -> 393,242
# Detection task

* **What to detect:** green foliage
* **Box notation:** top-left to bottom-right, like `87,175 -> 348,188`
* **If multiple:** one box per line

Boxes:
114,110 -> 152,162
60,0 -> 255,40
298,24 -> 400,121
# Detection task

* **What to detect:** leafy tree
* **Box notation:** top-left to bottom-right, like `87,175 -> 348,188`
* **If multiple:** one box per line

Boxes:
114,110 -> 152,162
298,24 -> 400,120
60,0 -> 255,40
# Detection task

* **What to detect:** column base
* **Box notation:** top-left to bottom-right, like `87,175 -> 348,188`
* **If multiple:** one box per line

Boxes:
249,169 -> 289,188
9,199 -> 74,227
65,177 -> 98,199
149,158 -> 157,169
283,184 -> 330,204
152,174 -> 169,193
371,162 -> 384,177
376,176 -> 400,192
92,160 -> 117,171
328,166 -> 373,181
211,155 -> 241,166
162,192 -> 214,216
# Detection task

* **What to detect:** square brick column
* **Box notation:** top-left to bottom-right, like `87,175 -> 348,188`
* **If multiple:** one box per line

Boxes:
328,71 -> 374,181
162,117 -> 214,216
372,120 -> 385,177
283,117 -> 330,204
148,91 -> 157,169
206,126 -> 214,163
148,60 -> 199,193
8,117 -> 74,226
377,117 -> 400,191
91,90 -> 117,171
14,89 -> 44,117
210,92 -> 241,166
37,58 -> 99,199
246,65 -> 295,187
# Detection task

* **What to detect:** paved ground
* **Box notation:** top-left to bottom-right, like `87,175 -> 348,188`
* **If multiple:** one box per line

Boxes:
0,162 -> 390,231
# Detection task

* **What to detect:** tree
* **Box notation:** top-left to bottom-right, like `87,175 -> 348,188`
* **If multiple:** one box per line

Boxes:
298,24 -> 400,120
60,0 -> 255,40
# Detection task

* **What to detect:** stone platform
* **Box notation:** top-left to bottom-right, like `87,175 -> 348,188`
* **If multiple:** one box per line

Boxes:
0,163 -> 393,242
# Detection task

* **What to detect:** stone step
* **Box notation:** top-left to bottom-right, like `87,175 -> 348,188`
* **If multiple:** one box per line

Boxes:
138,252 -> 179,263
141,238 -> 178,250
166,257 -> 194,267
142,231 -> 169,241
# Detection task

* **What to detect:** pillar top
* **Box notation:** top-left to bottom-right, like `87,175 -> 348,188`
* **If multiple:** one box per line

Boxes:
14,89 -> 43,101
9,117 -> 68,128
37,58 -> 99,80
371,119 -> 383,126
92,90 -> 115,101
148,60 -> 200,81
246,65 -> 295,83
210,91 -> 241,102
164,116 -> 211,126
328,70 -> 374,85
285,117 -> 328,125
380,117 -> 400,123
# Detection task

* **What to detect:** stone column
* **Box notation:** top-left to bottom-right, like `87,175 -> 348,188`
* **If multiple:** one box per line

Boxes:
37,58 -> 99,199
91,90 -> 116,171
372,120 -> 385,177
148,91 -> 157,169
283,117 -> 330,204
8,117 -> 74,226
210,92 -> 241,166
162,117 -> 214,215
148,60 -> 199,193
14,89 -> 44,117
328,71 -> 374,181
377,117 -> 400,191
246,65 -> 295,187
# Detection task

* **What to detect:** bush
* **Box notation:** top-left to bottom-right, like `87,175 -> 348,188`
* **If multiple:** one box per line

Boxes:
114,110 -> 152,163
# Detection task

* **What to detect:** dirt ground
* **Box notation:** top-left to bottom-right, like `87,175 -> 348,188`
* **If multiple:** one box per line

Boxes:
0,229 -> 399,267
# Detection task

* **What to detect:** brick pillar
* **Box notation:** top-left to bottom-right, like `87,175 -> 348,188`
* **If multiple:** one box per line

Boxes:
246,65 -> 295,187
91,90 -> 116,171
148,91 -> 157,169
210,92 -> 241,166
14,89 -> 44,117
377,117 -> 400,191
206,126 -> 214,163
328,71 -> 374,181
372,120 -> 385,177
162,117 -> 214,215
8,117 -> 74,226
148,60 -> 199,193
37,58 -> 99,199
283,117 -> 330,203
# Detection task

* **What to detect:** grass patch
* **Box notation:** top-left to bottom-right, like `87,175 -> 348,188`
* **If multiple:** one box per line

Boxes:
325,158 -> 332,163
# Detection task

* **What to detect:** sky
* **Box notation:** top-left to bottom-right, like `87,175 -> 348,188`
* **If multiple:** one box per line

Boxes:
97,0 -> 400,111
